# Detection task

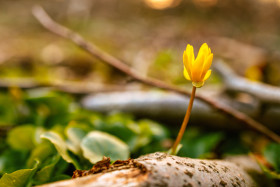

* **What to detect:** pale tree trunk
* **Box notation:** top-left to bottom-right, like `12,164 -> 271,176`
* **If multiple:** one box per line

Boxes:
39,152 -> 270,187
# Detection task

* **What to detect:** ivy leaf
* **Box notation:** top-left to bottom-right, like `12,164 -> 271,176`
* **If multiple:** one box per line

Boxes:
27,142 -> 55,168
41,131 -> 80,169
0,161 -> 39,187
138,120 -> 168,140
81,131 -> 130,163
263,143 -> 280,172
33,155 -> 61,184
65,126 -> 87,155
7,125 -> 36,151
0,150 -> 28,174
0,93 -> 17,126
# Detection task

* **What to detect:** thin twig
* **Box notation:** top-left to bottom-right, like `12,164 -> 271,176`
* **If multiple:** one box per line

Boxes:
0,78 -> 124,94
32,5 -> 280,143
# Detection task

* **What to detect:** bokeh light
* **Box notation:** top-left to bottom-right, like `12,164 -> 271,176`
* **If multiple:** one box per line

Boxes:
144,0 -> 180,9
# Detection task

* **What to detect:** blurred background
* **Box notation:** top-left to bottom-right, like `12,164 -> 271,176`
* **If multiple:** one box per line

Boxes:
2,0 -> 280,85
1,0 -> 280,185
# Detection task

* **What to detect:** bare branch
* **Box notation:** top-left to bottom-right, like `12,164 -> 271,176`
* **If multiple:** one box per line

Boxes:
214,60 -> 280,105
32,5 -> 280,143
0,78 -> 124,94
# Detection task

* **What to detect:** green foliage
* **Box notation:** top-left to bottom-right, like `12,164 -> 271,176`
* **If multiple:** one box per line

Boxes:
264,143 -> 280,172
0,93 -> 18,126
0,161 -> 39,187
257,143 -> 280,179
1,88 -> 265,186
178,128 -> 224,158
0,150 -> 28,175
24,90 -> 73,127
65,126 -> 88,155
7,125 -> 36,151
27,142 -> 55,168
81,131 -> 129,163
41,131 -> 80,169
33,155 -> 60,184
0,89 -> 170,186
218,132 -> 250,156
96,113 -> 138,150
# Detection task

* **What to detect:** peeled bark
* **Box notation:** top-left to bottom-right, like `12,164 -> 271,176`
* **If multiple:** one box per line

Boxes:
39,152 -> 268,187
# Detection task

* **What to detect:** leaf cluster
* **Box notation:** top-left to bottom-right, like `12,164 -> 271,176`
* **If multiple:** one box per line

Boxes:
0,88 -> 169,186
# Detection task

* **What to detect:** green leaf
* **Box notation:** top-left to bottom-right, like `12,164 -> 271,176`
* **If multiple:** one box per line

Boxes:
178,129 -> 224,158
263,143 -> 280,172
51,156 -> 69,177
0,150 -> 28,174
33,155 -> 60,184
27,142 -> 55,168
81,131 -> 130,163
139,120 -> 168,140
41,131 -> 80,169
134,120 -> 169,151
95,113 -> 139,151
102,113 -> 138,141
65,126 -> 87,155
0,93 -> 17,126
7,125 -> 36,151
25,90 -> 73,127
0,161 -> 39,187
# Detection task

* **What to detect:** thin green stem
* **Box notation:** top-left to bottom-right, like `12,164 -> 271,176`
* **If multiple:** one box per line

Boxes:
171,86 -> 196,155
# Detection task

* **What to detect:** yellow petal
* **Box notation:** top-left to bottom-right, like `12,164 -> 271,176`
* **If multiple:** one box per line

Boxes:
208,47 -> 211,54
201,53 -> 213,79
203,70 -> 212,81
196,43 -> 209,61
186,44 -> 194,67
191,52 -> 205,82
183,51 -> 192,78
183,67 -> 191,80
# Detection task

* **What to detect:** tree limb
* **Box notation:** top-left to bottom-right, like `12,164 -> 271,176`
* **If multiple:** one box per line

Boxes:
39,152 -> 269,187
32,5 -> 280,143
214,60 -> 280,105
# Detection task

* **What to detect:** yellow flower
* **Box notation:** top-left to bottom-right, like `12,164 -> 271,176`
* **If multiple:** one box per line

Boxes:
183,43 -> 213,88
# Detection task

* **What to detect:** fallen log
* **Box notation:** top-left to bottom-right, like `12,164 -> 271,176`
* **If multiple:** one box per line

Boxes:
81,90 -> 280,131
38,152 -> 269,187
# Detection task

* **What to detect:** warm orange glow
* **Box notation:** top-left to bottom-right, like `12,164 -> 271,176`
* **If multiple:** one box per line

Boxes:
144,0 -> 176,9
